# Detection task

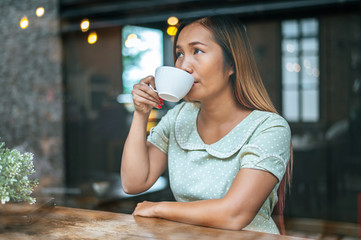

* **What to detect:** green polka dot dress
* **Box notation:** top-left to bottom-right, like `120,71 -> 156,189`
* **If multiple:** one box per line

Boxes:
147,102 -> 291,234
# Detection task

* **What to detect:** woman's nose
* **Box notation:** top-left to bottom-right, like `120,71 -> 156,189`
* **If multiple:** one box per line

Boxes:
178,59 -> 193,74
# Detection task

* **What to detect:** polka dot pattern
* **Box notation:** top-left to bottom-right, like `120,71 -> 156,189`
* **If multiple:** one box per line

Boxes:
147,102 -> 291,234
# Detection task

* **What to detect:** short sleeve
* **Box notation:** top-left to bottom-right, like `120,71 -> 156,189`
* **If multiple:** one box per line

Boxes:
240,115 -> 291,182
147,103 -> 184,154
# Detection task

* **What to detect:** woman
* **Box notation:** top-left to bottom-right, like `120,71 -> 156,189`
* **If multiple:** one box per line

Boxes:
121,15 -> 292,234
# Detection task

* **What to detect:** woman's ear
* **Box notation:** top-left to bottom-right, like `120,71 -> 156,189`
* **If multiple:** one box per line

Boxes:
228,64 -> 235,78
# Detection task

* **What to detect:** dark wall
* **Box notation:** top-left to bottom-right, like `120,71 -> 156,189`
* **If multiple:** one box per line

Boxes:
247,20 -> 282,112
286,13 -> 361,222
240,12 -> 361,223
63,27 -> 126,185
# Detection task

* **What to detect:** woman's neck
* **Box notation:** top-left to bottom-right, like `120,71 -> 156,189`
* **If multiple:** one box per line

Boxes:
197,94 -> 252,145
198,94 -> 248,125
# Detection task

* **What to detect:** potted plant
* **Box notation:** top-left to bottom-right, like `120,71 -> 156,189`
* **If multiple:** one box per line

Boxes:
0,141 -> 39,226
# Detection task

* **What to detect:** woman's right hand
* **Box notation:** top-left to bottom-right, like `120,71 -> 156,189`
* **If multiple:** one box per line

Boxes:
132,76 -> 163,114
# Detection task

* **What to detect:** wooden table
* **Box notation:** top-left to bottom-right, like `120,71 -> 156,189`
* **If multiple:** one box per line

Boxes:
0,206 -> 311,239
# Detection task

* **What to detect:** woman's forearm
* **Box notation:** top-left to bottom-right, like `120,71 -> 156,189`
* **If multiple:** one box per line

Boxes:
121,111 -> 151,193
147,199 -> 253,231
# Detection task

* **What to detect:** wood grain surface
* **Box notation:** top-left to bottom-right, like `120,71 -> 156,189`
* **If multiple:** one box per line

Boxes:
0,206 -> 312,240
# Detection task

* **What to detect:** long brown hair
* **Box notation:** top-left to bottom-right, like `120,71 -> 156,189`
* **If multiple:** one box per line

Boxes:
173,15 -> 293,234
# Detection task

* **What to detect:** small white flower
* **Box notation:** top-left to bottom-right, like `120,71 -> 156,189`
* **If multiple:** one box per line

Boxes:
0,142 -> 38,204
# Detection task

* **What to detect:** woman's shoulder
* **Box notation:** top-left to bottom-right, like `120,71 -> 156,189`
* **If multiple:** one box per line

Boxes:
251,110 -> 291,132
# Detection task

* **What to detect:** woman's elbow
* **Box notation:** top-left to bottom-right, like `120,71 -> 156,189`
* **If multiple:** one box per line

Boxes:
221,212 -> 255,231
121,181 -> 144,195
224,219 -> 248,231
122,185 -> 136,195
121,178 -> 150,195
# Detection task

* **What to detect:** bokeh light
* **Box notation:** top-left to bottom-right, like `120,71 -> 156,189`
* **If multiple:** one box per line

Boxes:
20,16 -> 29,29
124,33 -> 139,48
167,26 -> 178,36
286,43 -> 295,53
36,7 -> 45,17
88,31 -> 97,44
286,62 -> 301,72
167,16 -> 179,26
80,19 -> 90,32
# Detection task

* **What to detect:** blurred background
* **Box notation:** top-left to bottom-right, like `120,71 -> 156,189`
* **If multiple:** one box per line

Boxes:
0,0 -> 361,238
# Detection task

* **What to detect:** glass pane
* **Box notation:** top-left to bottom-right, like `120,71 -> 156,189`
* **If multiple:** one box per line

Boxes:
122,25 -> 163,94
301,38 -> 318,53
301,56 -> 319,89
302,89 -> 319,122
282,39 -> 299,56
283,57 -> 299,87
282,20 -> 299,38
283,89 -> 299,122
301,18 -> 318,36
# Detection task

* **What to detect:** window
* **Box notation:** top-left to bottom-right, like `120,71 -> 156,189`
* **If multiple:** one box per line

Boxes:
118,25 -> 163,108
281,19 -> 319,122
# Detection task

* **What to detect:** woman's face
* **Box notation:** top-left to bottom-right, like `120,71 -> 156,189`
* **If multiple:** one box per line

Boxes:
175,22 -> 234,102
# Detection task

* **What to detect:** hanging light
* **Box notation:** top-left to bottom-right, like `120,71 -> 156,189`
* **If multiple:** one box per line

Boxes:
167,16 -> 179,26
88,31 -> 97,44
80,19 -> 90,32
36,7 -> 45,17
20,16 -> 29,29
167,26 -> 177,36
166,16 -> 178,36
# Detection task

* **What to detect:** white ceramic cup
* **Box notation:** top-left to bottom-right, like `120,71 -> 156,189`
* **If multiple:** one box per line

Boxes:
154,66 -> 194,102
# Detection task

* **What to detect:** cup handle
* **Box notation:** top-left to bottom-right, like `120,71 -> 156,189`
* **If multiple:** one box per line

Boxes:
148,84 -> 158,93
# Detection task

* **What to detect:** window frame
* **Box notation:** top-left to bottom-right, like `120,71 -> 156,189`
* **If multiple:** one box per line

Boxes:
281,18 -> 322,126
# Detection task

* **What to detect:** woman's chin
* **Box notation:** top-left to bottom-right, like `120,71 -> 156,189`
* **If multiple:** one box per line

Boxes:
185,92 -> 200,102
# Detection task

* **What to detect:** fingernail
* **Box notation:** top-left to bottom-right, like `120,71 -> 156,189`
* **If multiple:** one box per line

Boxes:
157,105 -> 162,109
158,97 -> 163,101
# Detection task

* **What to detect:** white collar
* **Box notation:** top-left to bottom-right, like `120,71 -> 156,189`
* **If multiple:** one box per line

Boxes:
175,103 -> 272,158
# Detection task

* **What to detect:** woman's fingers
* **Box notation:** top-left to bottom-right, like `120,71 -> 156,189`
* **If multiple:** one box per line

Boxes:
140,76 -> 156,91
133,83 -> 160,107
132,201 -> 157,217
133,91 -> 159,110
132,76 -> 163,113
139,76 -> 159,100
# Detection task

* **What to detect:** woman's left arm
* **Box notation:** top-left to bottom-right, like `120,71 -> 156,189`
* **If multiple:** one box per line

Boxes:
133,168 -> 277,230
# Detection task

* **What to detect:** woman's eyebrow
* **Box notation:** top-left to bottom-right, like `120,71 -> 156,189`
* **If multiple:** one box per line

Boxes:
176,41 -> 207,49
188,41 -> 207,46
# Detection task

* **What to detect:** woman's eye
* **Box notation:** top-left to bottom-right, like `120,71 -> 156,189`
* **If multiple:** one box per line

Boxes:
194,49 -> 203,54
176,51 -> 184,58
